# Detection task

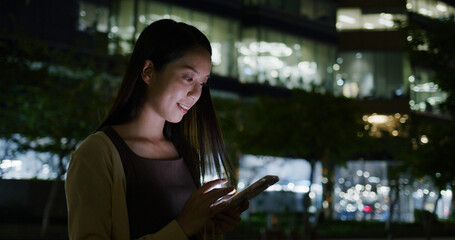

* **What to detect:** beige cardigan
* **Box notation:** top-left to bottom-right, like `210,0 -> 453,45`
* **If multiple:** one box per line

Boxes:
66,131 -> 220,240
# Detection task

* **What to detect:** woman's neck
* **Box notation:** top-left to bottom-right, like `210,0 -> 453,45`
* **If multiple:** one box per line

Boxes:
115,107 -> 166,142
111,107 -> 180,160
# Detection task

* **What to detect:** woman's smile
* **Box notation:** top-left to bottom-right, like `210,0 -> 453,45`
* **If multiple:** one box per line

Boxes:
177,103 -> 191,114
144,47 -> 212,123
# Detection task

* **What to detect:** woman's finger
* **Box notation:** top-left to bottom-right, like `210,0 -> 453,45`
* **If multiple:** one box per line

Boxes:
205,186 -> 235,202
214,211 -> 240,224
207,188 -> 235,214
212,212 -> 240,233
236,200 -> 250,213
200,179 -> 228,193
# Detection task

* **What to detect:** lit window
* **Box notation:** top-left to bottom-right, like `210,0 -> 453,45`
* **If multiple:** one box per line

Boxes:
337,8 -> 406,31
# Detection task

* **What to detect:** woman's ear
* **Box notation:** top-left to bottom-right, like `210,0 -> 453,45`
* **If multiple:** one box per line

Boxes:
141,60 -> 155,85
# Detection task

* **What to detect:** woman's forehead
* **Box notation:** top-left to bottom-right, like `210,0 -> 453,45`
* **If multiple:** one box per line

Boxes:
173,49 -> 211,73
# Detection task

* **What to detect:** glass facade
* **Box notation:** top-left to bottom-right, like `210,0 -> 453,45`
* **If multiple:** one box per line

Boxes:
243,0 -> 336,25
405,0 -> 452,114
4,0 -> 455,223
237,27 -> 336,90
238,154 -> 322,213
336,8 -> 407,31
334,161 -> 404,221
336,0 -> 455,32
409,68 -> 447,113
407,0 -> 455,20
79,0 -> 337,90
362,113 -> 409,138
104,0 -> 240,78
51,0 -> 454,224
78,1 -> 110,33
72,0 -> 455,102
334,160 -> 453,222
335,0 -> 451,106
334,51 -> 408,99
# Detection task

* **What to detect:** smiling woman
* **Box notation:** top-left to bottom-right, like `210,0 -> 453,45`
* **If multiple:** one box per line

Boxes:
65,19 -> 248,240
141,47 -> 211,123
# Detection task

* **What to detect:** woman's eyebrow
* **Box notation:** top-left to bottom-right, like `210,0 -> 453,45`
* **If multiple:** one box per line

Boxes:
182,65 -> 210,78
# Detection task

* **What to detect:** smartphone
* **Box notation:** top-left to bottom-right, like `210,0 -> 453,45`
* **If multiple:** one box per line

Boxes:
213,175 -> 279,209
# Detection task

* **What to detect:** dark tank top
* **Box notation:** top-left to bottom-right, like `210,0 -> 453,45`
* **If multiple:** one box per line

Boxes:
102,126 -> 197,239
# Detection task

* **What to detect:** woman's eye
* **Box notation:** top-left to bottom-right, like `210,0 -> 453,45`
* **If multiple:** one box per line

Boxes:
185,77 -> 193,81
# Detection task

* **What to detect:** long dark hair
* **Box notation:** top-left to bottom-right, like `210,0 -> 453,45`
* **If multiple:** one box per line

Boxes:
98,19 -> 235,187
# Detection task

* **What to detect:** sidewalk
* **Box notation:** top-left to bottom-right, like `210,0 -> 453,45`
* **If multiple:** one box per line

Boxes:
225,236 -> 455,240
317,238 -> 454,240
226,238 -> 455,240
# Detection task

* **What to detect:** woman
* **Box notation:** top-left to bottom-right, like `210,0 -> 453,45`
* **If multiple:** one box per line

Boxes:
66,19 -> 248,240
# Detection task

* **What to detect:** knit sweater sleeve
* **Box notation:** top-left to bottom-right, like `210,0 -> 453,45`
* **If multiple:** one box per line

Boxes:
66,133 -> 116,239
135,220 -> 187,240
65,132 -> 188,240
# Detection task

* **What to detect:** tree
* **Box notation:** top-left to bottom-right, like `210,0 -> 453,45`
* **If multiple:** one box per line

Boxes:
402,15 -> 455,239
214,90 -> 364,239
0,34 -> 121,235
212,96 -> 245,171
407,114 -> 455,240
0,139 -> 18,178
404,18 -> 455,117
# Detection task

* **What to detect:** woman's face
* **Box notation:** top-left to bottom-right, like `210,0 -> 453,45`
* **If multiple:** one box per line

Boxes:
145,47 -> 212,123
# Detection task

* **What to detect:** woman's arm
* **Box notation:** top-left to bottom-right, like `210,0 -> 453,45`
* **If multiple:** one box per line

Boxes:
135,220 -> 187,240
66,133 -> 233,240
65,134 -> 116,239
66,133 -> 190,240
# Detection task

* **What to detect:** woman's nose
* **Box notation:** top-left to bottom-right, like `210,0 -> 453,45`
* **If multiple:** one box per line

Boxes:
187,83 -> 202,99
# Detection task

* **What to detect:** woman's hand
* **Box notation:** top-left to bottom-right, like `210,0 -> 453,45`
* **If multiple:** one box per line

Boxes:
208,199 -> 250,233
177,179 -> 234,237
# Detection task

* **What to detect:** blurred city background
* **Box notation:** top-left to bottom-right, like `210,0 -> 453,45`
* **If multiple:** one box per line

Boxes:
1,0 -> 455,239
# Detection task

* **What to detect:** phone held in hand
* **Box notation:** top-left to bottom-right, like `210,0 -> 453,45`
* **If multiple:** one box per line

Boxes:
213,175 -> 279,209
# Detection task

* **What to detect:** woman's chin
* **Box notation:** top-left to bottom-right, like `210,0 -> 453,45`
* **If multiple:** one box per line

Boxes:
167,116 -> 184,124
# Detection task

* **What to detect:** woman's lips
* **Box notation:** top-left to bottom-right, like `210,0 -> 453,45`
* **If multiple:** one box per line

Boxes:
177,103 -> 190,114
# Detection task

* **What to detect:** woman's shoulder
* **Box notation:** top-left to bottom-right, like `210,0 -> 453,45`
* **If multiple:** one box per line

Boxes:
71,131 -> 118,164
75,131 -> 112,151
67,130 -> 125,190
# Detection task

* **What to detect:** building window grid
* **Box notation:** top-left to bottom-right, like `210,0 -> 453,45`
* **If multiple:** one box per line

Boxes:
335,51 -> 406,99
7,0 -> 454,223
336,8 -> 407,31
78,1 -> 110,33
97,0 -> 338,91
243,0 -> 336,24
79,0 -> 452,99
407,0 -> 455,20
237,26 -> 336,90
409,68 -> 447,113
105,1 -> 240,78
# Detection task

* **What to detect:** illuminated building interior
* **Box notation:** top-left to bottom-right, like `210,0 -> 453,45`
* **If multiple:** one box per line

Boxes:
407,0 -> 455,19
408,69 -> 448,114
333,52 -> 409,99
336,9 -> 406,31
77,0 -> 337,91
238,155 -> 323,213
362,113 -> 409,138
334,161 -> 452,221
2,0 -> 454,225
